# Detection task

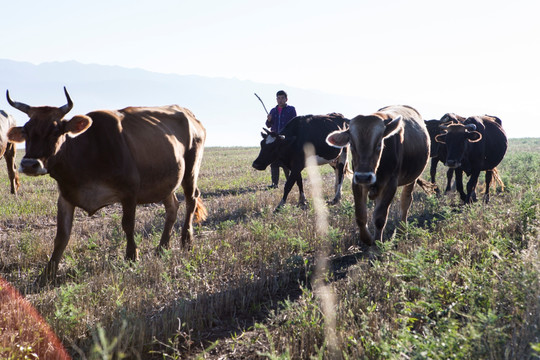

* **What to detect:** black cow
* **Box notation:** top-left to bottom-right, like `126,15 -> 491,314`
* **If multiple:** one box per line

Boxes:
252,113 -> 349,210
435,115 -> 507,203
424,113 -> 465,193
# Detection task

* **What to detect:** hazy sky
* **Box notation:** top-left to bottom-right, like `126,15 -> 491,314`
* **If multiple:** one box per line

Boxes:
2,0 -> 539,137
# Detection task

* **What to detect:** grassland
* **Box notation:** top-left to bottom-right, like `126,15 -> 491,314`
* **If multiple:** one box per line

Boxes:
0,139 -> 539,359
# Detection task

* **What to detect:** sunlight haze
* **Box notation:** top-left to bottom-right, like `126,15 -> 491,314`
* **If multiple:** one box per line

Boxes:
1,0 -> 539,140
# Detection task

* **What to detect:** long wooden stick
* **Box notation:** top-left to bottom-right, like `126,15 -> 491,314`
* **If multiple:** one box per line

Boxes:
254,93 -> 269,115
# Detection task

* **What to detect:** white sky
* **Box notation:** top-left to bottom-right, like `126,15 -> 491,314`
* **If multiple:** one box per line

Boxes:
2,0 -> 539,138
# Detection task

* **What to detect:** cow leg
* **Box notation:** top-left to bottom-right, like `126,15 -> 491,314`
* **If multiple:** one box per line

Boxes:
429,157 -> 441,194
296,174 -> 307,208
465,170 -> 481,204
455,168 -> 466,201
121,199 -> 139,261
276,171 -> 298,209
39,195 -> 75,285
484,170 -> 493,203
352,183 -> 372,245
329,150 -> 347,205
399,182 -> 416,234
180,146 -> 205,248
429,157 -> 438,184
4,143 -> 20,195
180,191 -> 196,248
373,182 -> 398,243
158,192 -> 180,251
445,168 -> 454,193
282,166 -> 290,181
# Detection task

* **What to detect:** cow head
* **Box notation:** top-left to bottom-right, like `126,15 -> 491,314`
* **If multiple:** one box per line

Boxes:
6,87 -> 92,176
326,114 -> 402,185
252,128 -> 295,171
439,113 -> 466,126
434,123 -> 481,168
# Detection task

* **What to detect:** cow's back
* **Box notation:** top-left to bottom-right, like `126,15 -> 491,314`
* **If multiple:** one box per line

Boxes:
120,106 -> 205,199
282,113 -> 348,159
378,105 -> 430,185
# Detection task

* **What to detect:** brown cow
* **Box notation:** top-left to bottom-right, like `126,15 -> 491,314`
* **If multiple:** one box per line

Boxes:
0,110 -> 20,194
7,88 -> 207,284
326,105 -> 431,245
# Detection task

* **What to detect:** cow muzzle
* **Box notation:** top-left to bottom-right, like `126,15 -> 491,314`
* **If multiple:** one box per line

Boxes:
353,172 -> 376,185
445,160 -> 461,169
20,158 -> 48,176
252,161 -> 267,171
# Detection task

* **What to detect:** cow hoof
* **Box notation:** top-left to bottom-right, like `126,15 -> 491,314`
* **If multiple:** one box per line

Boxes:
327,198 -> 339,205
298,202 -> 308,210
366,246 -> 381,264
34,273 -> 54,288
155,246 -> 169,257
180,239 -> 192,251
125,248 -> 139,262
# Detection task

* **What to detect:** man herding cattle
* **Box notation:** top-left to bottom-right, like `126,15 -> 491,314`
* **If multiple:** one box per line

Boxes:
326,105 -> 432,246
7,87 -> 207,284
253,113 -> 350,210
265,90 -> 297,189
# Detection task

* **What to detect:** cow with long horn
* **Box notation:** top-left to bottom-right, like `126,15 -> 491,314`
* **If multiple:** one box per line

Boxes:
7,88 -> 207,284
6,87 -> 73,176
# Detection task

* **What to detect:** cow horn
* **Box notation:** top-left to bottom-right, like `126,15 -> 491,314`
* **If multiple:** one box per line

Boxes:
6,90 -> 31,115
263,128 -> 271,134
59,87 -> 73,115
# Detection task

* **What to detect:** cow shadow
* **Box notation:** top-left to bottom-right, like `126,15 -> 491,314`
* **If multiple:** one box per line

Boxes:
123,247 -> 372,356
180,186 -> 262,200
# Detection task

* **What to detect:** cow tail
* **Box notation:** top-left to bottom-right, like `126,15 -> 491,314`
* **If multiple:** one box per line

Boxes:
415,177 -> 437,195
344,160 -> 353,180
492,167 -> 505,192
194,193 -> 208,224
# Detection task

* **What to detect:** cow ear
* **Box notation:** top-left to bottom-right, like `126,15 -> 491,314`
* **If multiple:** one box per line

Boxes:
65,115 -> 92,137
7,127 -> 25,143
466,131 -> 482,143
326,129 -> 350,148
383,115 -> 402,138
435,133 -> 447,144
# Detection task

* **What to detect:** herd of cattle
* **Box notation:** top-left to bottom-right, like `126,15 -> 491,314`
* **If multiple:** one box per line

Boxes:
0,89 -> 507,284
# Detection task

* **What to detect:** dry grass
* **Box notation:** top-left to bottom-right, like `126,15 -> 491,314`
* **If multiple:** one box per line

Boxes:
0,140 -> 538,359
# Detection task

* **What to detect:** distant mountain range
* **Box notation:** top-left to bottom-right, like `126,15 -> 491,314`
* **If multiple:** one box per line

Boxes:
0,59 -> 378,147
